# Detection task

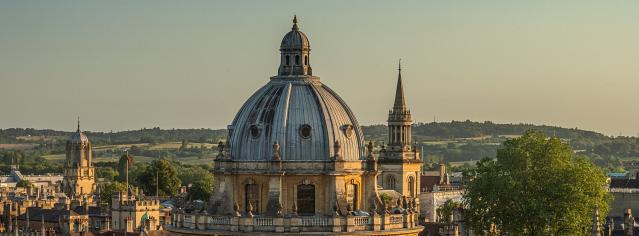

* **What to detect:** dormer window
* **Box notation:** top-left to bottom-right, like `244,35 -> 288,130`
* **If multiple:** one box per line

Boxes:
250,125 -> 261,139
295,55 -> 300,65
286,56 -> 290,66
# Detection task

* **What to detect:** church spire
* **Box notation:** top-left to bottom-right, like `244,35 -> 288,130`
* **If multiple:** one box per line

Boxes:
393,59 -> 406,111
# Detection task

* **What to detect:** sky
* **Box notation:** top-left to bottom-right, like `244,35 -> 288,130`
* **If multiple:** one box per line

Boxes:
0,1 -> 638,136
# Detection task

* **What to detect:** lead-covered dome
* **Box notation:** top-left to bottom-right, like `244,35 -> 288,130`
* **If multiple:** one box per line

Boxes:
280,16 -> 309,51
227,78 -> 365,161
68,121 -> 89,145
227,17 -> 364,162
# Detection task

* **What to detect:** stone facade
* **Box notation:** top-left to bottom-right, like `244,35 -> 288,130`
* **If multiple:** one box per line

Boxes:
111,193 -> 160,232
419,190 -> 463,223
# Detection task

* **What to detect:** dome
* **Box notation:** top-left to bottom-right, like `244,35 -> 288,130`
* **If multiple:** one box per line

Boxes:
227,78 -> 365,161
69,132 -> 89,144
68,120 -> 89,144
280,16 -> 310,51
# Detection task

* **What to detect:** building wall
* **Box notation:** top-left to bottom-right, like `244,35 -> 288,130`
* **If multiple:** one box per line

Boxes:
419,190 -> 463,222
609,192 -> 639,217
112,198 -> 160,232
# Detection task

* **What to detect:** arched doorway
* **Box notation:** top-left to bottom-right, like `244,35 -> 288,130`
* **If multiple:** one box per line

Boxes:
297,184 -> 315,215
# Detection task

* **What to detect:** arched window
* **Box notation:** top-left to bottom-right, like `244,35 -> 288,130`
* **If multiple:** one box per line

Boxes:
346,180 -> 359,210
386,175 -> 396,190
408,176 -> 415,197
245,184 -> 259,213
285,55 -> 290,66
297,184 -> 315,215
304,55 -> 308,65
295,55 -> 300,65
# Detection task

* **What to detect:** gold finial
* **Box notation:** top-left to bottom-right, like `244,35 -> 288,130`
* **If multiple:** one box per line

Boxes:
292,15 -> 299,30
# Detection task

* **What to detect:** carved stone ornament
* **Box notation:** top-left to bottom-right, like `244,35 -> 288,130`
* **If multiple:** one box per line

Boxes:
341,124 -> 354,138
272,141 -> 281,160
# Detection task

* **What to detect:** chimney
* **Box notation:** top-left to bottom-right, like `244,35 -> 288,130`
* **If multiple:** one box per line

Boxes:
439,164 -> 447,184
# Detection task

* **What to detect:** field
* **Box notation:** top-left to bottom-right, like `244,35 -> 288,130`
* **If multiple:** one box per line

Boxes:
0,143 -> 36,150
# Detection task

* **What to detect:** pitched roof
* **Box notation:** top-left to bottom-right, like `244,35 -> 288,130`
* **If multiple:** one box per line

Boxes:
17,207 -> 79,222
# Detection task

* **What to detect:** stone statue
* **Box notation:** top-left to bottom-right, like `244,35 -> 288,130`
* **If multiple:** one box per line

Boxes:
225,140 -> 231,158
217,141 -> 225,159
273,141 -> 281,161
334,140 -> 342,161
370,200 -> 378,216
366,141 -> 374,159
247,202 -> 254,217
233,201 -> 240,216
276,201 -> 283,217
291,202 -> 298,216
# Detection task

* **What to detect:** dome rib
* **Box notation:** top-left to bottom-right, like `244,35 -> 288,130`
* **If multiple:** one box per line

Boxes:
228,79 -> 364,162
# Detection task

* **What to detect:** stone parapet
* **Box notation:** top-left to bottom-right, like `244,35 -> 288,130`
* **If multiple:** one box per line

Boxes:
168,212 -> 421,235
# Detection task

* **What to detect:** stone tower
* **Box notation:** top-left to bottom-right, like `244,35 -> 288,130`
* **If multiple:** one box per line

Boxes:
62,119 -> 95,201
378,61 -> 422,198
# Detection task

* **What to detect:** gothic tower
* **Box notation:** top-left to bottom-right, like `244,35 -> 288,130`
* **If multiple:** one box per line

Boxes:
378,61 -> 422,198
62,119 -> 95,201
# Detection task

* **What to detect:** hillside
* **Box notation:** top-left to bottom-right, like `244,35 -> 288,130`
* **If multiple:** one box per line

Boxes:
1,121 -> 637,173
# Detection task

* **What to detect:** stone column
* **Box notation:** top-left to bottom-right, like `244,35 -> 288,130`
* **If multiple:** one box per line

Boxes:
289,216 -> 300,233
371,214 -> 381,231
345,215 -> 355,232
240,216 -> 253,232
274,217 -> 284,233
266,174 -> 283,216
230,216 -> 239,232
332,216 -> 342,232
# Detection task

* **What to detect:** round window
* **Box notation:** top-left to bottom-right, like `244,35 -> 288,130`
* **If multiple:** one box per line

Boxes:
299,124 -> 312,139
250,125 -> 260,138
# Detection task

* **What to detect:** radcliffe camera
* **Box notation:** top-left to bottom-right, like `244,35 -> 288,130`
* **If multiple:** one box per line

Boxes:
1,2 -> 637,236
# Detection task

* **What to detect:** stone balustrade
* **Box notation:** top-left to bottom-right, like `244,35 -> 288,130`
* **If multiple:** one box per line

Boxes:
167,211 -> 421,234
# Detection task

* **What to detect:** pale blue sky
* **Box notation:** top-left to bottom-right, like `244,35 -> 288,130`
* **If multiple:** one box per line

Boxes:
1,1 -> 638,136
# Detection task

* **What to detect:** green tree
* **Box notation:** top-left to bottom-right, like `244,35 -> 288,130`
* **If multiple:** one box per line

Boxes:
96,167 -> 118,181
188,180 -> 212,201
436,199 -> 462,224
178,165 -> 213,186
16,180 -> 31,188
463,130 -> 611,235
100,181 -> 127,205
137,159 -> 181,196
379,193 -> 393,206
117,154 -> 133,182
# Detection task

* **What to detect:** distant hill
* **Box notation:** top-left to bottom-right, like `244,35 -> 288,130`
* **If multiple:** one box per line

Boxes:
2,121 -> 637,171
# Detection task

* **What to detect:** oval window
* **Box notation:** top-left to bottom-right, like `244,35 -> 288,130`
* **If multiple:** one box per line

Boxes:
250,125 -> 260,139
299,124 -> 312,139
